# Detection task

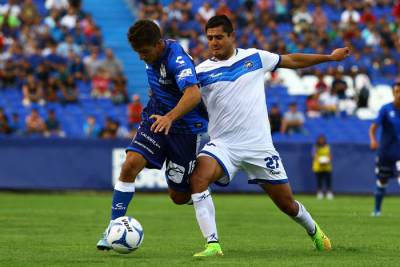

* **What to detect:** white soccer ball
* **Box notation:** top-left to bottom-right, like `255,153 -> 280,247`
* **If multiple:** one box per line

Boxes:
106,216 -> 144,254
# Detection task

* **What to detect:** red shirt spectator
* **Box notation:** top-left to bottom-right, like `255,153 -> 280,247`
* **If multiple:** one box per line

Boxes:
128,94 -> 143,129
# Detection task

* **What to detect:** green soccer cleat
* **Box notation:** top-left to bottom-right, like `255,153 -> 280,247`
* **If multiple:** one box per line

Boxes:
310,223 -> 331,251
193,243 -> 224,257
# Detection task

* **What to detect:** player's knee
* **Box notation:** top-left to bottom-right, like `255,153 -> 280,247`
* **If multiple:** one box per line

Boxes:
278,200 -> 298,216
190,172 -> 209,191
119,154 -> 142,182
170,193 -> 191,205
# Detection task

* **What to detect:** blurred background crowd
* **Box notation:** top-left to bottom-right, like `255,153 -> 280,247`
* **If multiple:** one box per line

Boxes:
0,0 -> 399,142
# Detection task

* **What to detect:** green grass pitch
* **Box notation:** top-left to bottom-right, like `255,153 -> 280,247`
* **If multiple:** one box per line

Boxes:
0,192 -> 399,267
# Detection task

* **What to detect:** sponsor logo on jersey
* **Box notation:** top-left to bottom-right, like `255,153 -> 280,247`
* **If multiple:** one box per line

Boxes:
176,56 -> 186,65
390,110 -> 395,118
177,68 -> 193,80
244,61 -> 253,69
209,72 -> 222,78
160,64 -> 167,78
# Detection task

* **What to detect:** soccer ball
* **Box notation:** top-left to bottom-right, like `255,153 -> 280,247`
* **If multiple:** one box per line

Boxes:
106,216 -> 144,254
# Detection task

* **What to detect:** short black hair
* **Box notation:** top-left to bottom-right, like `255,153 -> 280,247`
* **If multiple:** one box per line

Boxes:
127,20 -> 161,49
205,15 -> 233,35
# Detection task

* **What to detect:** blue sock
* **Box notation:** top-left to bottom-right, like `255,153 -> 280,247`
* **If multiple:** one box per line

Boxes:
374,185 -> 386,213
111,181 -> 135,220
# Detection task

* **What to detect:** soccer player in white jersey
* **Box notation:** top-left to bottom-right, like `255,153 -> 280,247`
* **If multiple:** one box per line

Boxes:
190,15 -> 350,257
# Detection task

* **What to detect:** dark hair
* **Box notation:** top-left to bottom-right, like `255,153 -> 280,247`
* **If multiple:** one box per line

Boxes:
127,20 -> 161,49
205,15 -> 233,35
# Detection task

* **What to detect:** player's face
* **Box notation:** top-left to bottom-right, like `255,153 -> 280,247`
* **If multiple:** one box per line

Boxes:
134,41 -> 163,64
206,26 -> 235,60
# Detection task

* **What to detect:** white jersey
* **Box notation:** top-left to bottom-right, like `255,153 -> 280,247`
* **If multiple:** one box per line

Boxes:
196,48 -> 280,149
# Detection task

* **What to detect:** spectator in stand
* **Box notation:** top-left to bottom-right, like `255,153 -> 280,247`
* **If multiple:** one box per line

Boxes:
83,47 -> 102,77
127,94 -> 142,131
111,73 -> 128,105
100,116 -> 117,139
9,112 -> 22,135
306,93 -> 321,118
20,0 -> 39,26
197,2 -> 215,25
60,75 -> 79,104
25,108 -> 46,136
2,59 -> 17,86
57,34 -> 82,57
360,4 -> 377,25
44,75 -> 60,103
315,71 -> 328,93
280,102 -> 305,135
268,104 -> 282,134
102,48 -> 123,78
60,6 -> 78,29
292,3 -> 313,33
0,107 -> 11,135
68,53 -> 87,80
312,4 -> 327,30
312,135 -> 333,200
331,72 -> 348,99
83,115 -> 100,138
22,73 -> 45,107
45,0 -> 69,10
44,109 -> 65,137
340,2 -> 360,27
319,88 -> 339,117
91,67 -> 111,98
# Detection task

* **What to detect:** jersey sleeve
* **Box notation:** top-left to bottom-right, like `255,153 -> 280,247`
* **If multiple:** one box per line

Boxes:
257,50 -> 281,73
168,51 -> 199,91
374,105 -> 386,126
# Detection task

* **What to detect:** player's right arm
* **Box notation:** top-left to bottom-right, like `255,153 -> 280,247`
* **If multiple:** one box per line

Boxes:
150,84 -> 201,134
369,123 -> 378,150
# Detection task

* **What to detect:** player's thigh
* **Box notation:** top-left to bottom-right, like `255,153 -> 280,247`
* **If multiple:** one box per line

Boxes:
194,141 -> 238,191
125,126 -> 167,169
191,155 -> 225,183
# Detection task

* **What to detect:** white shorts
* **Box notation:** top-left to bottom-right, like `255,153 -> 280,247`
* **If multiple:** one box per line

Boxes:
198,140 -> 288,186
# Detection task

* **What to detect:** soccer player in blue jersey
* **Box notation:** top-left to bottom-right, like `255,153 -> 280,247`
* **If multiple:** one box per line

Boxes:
369,80 -> 400,217
96,20 -> 208,250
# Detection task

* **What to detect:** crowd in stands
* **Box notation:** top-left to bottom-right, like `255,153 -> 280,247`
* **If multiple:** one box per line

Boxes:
0,0 -> 143,138
135,0 -> 400,137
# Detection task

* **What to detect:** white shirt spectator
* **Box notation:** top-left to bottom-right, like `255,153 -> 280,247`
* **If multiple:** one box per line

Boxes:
0,3 -> 21,16
198,3 -> 215,22
45,0 -> 69,10
341,9 -> 360,25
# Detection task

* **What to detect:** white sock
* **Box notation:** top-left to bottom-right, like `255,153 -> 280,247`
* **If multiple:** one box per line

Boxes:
291,200 -> 316,235
192,190 -> 219,243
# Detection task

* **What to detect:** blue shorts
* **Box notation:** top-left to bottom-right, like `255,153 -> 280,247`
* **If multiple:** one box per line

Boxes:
126,126 -> 202,192
375,156 -> 400,180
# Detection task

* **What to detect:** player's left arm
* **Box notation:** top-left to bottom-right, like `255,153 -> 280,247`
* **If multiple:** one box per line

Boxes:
150,85 -> 201,134
279,47 -> 351,69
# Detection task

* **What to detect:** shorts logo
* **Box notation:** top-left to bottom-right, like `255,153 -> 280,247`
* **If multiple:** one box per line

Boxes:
166,161 -> 185,184
206,143 -> 216,147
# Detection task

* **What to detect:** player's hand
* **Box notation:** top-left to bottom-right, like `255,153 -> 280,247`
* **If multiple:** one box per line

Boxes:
150,114 -> 172,135
370,139 -> 378,150
330,47 -> 351,61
